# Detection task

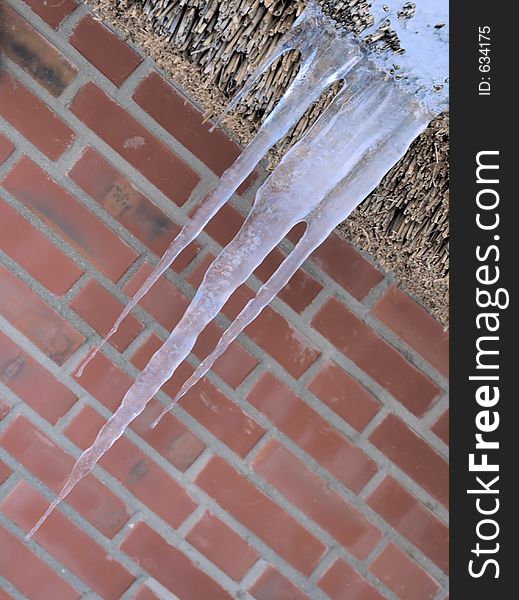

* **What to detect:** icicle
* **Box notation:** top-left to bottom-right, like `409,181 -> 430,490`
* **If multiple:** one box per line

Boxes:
75,2 -> 361,378
27,0 -> 447,539
150,66 -> 431,427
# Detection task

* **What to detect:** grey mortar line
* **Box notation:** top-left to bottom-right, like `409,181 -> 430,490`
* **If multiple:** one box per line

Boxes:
3,370 -> 438,600
0,576 -> 26,600
0,442 -> 243,600
2,54 -> 219,212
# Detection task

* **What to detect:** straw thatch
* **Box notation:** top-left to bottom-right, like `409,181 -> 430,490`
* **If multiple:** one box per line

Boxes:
84,0 -> 449,324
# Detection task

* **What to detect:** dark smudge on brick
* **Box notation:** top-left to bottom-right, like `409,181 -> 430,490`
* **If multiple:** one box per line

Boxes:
127,460 -> 149,484
0,3 -> 77,97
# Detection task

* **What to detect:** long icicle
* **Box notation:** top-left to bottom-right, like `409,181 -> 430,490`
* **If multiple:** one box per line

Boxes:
26,2 -> 439,539
75,4 -> 360,377
26,184 -> 307,541
149,73 -> 432,428
26,65 -> 386,540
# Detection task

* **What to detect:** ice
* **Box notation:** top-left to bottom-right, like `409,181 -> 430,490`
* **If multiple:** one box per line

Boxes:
75,3 -> 361,379
26,1 -> 446,540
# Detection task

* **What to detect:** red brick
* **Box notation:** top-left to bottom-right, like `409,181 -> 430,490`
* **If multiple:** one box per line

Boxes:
223,283 -> 255,320
252,440 -> 381,560
70,83 -> 200,204
131,398 -> 206,471
3,158 -> 138,280
75,351 -> 132,412
196,456 -> 326,575
312,298 -> 440,416
64,405 -> 196,528
367,476 -> 449,573
204,203 -> 245,247
286,222 -> 307,245
369,542 -> 439,600
318,559 -> 385,600
70,279 -> 142,352
123,262 -> 189,330
132,587 -> 161,600
432,409 -> 449,445
307,361 -> 380,431
0,73 -> 75,160
370,414 -> 449,507
0,199 -> 83,295
23,0 -> 78,28
133,71 -> 254,193
192,320 -> 257,389
69,147 -> 199,271
186,252 -> 217,289
0,331 -> 77,423
70,15 -> 141,86
0,265 -> 84,365
187,511 -> 258,581
2,3 -> 77,96
250,567 -> 307,600
0,415 -> 129,537
175,370 -> 264,458
311,234 -> 383,300
131,334 -> 265,457
1,481 -> 135,599
0,459 -> 11,485
248,373 -> 377,492
0,524 -> 79,600
372,285 -> 449,377
76,351 -> 205,470
0,133 -> 14,164
121,522 -> 232,599
255,246 -> 322,313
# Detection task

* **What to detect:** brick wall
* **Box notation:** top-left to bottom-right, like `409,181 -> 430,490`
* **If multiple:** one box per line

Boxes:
0,1 -> 449,598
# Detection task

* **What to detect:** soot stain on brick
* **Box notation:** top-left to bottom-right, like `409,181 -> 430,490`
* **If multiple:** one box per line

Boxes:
16,188 -> 97,258
103,177 -> 175,246
0,5 -> 76,97
134,203 -> 174,243
128,459 -> 149,483
6,41 -> 66,97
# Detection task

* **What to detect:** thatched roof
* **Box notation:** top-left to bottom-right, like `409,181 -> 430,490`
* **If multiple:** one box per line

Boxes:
85,0 -> 449,324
